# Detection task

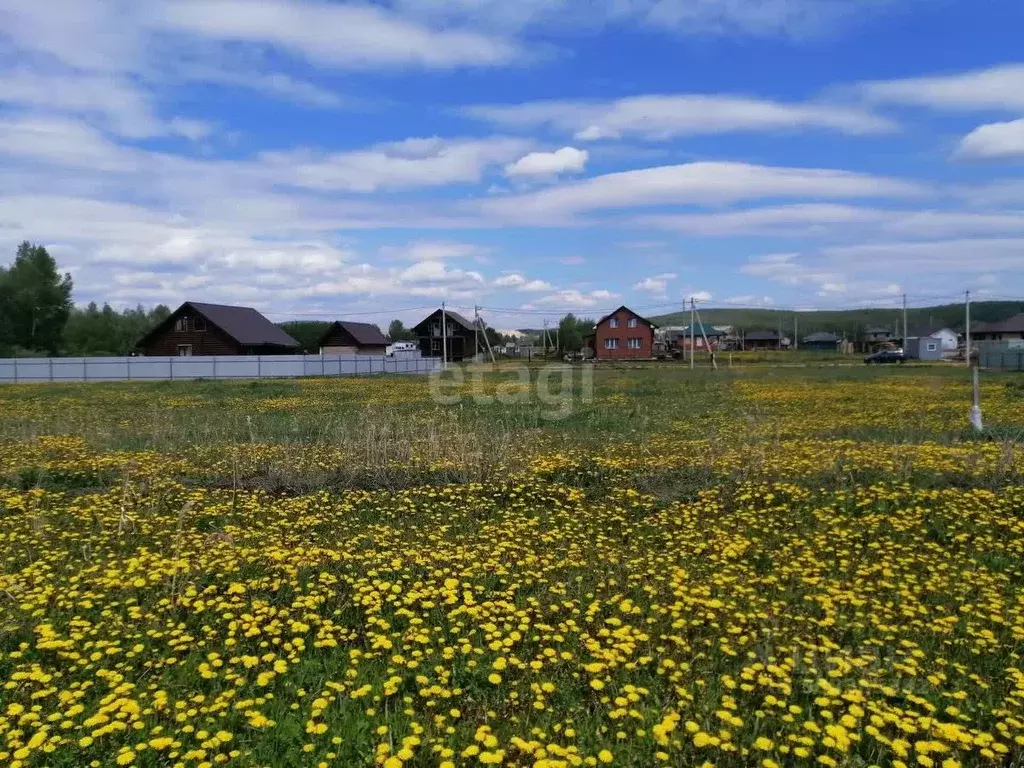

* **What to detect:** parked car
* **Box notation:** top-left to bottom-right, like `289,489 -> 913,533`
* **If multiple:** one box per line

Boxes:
865,350 -> 905,365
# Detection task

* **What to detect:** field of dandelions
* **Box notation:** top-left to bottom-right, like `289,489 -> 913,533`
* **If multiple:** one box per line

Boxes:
2,364 -> 1024,768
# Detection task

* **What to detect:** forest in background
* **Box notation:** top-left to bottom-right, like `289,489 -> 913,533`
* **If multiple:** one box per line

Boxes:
651,302 -> 1024,337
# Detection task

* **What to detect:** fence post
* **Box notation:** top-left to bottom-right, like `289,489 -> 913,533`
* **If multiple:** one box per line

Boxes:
170,356 -> 174,381
213,356 -> 217,379
49,357 -> 54,382
83,358 -> 88,382
13,357 -> 18,383
257,356 -> 262,379
127,357 -> 131,381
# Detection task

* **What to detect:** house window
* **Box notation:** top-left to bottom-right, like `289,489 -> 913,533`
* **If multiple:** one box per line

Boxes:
193,316 -> 207,331
176,345 -> 193,356
628,338 -> 643,349
609,318 -> 619,328
431,339 -> 442,352
926,342 -> 938,352
174,316 -> 188,332
604,338 -> 619,350
628,318 -> 638,328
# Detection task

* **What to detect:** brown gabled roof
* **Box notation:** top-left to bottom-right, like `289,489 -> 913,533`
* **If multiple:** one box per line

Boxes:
318,321 -> 388,347
595,305 -> 658,330
972,313 -> 1024,334
139,302 -> 299,348
413,308 -> 480,333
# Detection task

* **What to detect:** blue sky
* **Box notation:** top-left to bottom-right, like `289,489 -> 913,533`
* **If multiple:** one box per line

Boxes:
2,0 -> 1024,329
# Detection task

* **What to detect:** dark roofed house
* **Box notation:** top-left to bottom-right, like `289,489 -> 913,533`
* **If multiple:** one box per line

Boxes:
802,331 -> 842,351
742,330 -> 789,350
318,321 -> 388,355
138,301 -> 299,356
971,313 -> 1024,342
672,325 -> 725,350
413,308 -> 480,362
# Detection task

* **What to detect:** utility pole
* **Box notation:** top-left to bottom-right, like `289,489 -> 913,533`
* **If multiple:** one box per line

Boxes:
902,293 -> 908,350
794,313 -> 798,351
777,314 -> 782,351
965,290 -> 972,363
478,308 -> 496,364
689,297 -> 695,370
441,302 -> 448,370
693,302 -> 717,370
474,304 -> 480,363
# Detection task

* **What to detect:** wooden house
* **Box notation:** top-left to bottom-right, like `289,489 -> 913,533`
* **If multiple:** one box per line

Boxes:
137,302 -> 299,356
742,330 -> 787,350
970,313 -> 1024,342
801,331 -> 842,351
318,321 -> 388,355
413,308 -> 479,362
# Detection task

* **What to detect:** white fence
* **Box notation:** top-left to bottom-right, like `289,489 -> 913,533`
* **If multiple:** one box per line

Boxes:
0,353 -> 441,384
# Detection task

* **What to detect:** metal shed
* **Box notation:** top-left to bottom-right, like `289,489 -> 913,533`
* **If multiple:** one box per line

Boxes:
905,336 -> 943,361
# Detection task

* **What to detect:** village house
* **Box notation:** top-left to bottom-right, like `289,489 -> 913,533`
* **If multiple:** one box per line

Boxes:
862,325 -> 898,351
802,331 -> 842,351
413,308 -> 479,362
318,321 -> 388,355
673,325 -> 726,351
137,302 -> 299,356
741,330 -> 788,350
970,313 -> 1024,342
585,306 -> 657,360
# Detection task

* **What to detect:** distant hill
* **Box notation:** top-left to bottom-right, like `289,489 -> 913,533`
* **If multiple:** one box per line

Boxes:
650,300 -> 1024,337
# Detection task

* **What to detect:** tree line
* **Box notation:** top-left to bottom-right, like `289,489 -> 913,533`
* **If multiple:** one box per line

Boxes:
0,242 -> 521,357
0,241 -> 175,357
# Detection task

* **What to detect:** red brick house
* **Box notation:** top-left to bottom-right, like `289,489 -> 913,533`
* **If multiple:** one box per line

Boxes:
137,302 -> 299,356
585,306 -> 657,360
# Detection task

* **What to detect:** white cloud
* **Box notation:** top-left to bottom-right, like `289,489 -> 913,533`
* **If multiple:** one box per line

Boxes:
397,259 -> 484,284
505,147 -> 588,177
265,136 -> 531,192
725,294 -> 775,306
395,0 -> 895,38
380,241 -> 488,262
480,162 -> 925,222
642,203 -> 1024,238
742,252 -> 838,287
633,273 -> 677,294
821,238 -> 1024,271
740,238 -> 1024,303
958,119 -> 1024,160
529,289 -> 619,308
689,290 -> 713,302
494,273 -> 554,291
0,116 -> 142,172
861,64 -> 1024,112
153,0 -> 522,69
468,94 -> 894,141
557,255 -> 586,266
174,66 -> 345,108
741,252 -> 905,301
0,68 -> 211,139
0,0 -> 521,136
